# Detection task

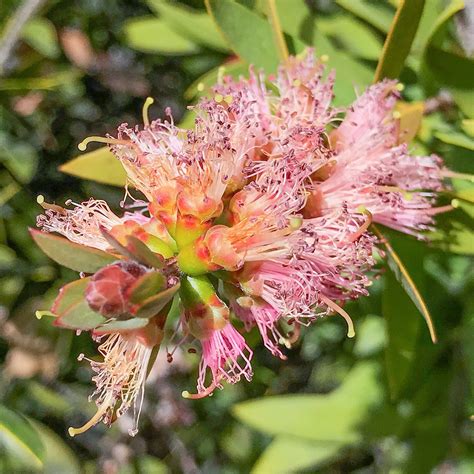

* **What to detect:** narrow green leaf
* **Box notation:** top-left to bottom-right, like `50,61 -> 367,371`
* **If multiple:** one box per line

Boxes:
59,147 -> 126,187
205,0 -> 280,71
252,436 -> 343,474
373,225 -> 437,343
0,405 -> 45,470
147,0 -> 229,51
374,0 -> 426,81
135,283 -> 180,319
124,17 -> 199,54
55,299 -> 105,330
30,228 -> 117,273
128,271 -> 167,304
383,270 -> 421,399
233,362 -> 381,442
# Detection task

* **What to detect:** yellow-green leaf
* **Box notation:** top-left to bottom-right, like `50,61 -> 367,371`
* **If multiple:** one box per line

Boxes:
59,146 -> 126,186
374,0 -> 426,81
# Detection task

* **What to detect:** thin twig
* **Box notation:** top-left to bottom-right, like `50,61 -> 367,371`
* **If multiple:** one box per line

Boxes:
265,0 -> 289,64
0,0 -> 46,75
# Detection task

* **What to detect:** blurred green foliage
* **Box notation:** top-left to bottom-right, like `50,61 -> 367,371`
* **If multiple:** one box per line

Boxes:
0,0 -> 473,473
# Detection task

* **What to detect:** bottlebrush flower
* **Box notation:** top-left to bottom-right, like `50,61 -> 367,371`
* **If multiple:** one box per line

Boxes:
33,48 -> 450,436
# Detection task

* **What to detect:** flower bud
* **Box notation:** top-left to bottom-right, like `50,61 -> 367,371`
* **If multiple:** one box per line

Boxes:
86,261 -> 147,317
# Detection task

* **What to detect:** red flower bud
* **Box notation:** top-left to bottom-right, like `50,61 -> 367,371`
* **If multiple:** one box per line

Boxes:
86,261 -> 147,317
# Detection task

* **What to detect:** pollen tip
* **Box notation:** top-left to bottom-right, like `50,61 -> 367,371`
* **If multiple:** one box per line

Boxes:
451,199 -> 460,208
35,310 -> 42,319
78,141 -> 87,151
392,111 -> 402,120
396,83 -> 405,91
347,328 -> 356,338
320,54 -> 329,63
68,427 -> 76,437
197,82 -> 205,92
36,195 -> 45,205
181,390 -> 190,399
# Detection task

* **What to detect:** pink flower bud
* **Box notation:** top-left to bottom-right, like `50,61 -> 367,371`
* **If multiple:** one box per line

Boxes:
85,261 -> 147,317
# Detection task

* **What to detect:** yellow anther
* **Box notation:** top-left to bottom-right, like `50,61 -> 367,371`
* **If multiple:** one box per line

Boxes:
396,83 -> 405,91
224,94 -> 233,104
392,111 -> 402,119
197,82 -> 205,92
292,79 -> 301,87
320,54 -> 329,63
214,94 -> 224,103
451,199 -> 460,208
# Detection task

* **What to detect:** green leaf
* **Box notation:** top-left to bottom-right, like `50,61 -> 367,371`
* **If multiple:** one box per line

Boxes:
318,15 -> 382,60
0,133 -> 38,183
125,235 -> 167,269
373,225 -> 437,343
29,421 -> 81,474
59,146 -> 126,186
374,0 -> 426,81
135,283 -> 180,319
252,436 -> 343,474
335,0 -> 393,32
0,405 -> 45,470
22,18 -> 60,59
94,317 -> 150,334
55,299 -> 105,330
123,17 -> 199,54
128,271 -> 167,304
147,0 -> 228,51
233,361 -> 382,442
383,270 -> 421,400
435,131 -> 474,151
30,228 -> 117,273
185,59 -> 248,100
205,0 -> 281,71
52,277 -> 90,315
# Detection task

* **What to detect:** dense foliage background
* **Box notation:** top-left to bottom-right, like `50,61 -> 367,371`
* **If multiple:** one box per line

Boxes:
0,1 -> 473,472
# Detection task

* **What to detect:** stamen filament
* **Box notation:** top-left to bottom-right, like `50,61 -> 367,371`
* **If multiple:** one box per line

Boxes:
320,294 -> 355,338
68,391 -> 115,437
78,136 -> 130,151
182,379 -> 218,399
142,97 -> 154,127
37,195 -> 66,214
349,209 -> 373,242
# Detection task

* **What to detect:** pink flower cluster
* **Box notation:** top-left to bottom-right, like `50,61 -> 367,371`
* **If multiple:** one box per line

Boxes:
36,51 -> 449,435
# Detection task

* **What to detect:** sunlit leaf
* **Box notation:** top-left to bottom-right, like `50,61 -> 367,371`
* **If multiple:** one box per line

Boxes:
125,235 -> 167,268
0,405 -> 45,470
205,0 -> 282,71
147,0 -> 228,51
30,229 -> 117,273
252,436 -> 343,474
373,225 -> 437,343
59,146 -> 126,186
374,0 -> 426,81
233,362 -> 381,442
22,18 -> 60,59
123,17 -> 199,54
